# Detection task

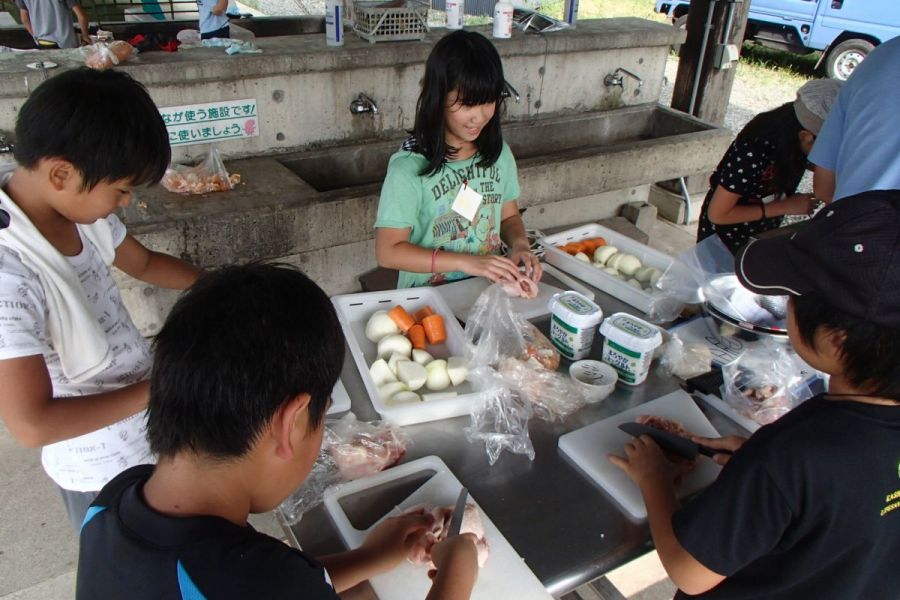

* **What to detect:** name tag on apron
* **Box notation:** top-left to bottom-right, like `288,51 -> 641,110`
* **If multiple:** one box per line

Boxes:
451,183 -> 483,222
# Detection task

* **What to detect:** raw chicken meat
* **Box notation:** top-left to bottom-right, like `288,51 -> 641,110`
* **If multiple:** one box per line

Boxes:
634,414 -> 698,467
327,418 -> 407,480
500,274 -> 539,300
407,503 -> 490,568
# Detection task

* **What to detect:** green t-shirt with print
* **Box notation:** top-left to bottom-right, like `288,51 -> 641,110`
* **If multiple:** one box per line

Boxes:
375,142 -> 521,289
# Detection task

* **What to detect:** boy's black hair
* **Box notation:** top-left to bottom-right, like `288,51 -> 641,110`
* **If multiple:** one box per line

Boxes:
13,67 -> 170,191
793,292 -> 900,401
735,102 -> 807,196
147,263 -> 344,459
411,30 -> 507,177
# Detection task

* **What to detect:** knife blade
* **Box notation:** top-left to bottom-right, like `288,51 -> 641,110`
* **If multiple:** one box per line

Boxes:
618,422 -> 731,460
446,487 -> 468,538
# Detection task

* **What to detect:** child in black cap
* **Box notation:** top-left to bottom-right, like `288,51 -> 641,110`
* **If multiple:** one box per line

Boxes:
611,189 -> 900,599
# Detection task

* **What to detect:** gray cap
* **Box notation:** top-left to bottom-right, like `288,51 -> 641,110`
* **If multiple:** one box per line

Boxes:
794,79 -> 843,135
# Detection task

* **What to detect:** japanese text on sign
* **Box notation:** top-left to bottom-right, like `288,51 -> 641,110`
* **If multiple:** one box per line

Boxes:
159,99 -> 259,147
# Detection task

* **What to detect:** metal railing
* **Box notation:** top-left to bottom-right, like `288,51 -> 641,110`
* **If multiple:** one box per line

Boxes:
80,0 -> 200,25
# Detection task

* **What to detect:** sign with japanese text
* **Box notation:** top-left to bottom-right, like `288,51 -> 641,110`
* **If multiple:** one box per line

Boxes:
160,99 -> 259,147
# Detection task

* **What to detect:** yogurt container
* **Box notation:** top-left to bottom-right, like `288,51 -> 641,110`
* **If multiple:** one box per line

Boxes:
548,291 -> 603,360
599,312 -> 662,386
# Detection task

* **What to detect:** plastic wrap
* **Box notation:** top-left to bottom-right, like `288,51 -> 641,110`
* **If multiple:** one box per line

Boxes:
82,41 -> 136,70
722,342 -> 814,425
279,413 -> 408,524
647,235 -> 735,323
497,357 -> 586,422
658,334 -> 713,380
464,367 -> 534,466
464,283 -> 560,371
161,147 -> 241,194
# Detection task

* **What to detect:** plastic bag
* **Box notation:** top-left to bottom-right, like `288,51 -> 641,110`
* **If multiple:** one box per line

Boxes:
82,41 -> 136,70
161,147 -> 241,194
647,235 -> 735,323
722,342 -> 814,425
278,413 -> 408,524
658,334 -> 713,380
464,367 -> 534,466
497,357 -> 586,422
464,284 -> 560,371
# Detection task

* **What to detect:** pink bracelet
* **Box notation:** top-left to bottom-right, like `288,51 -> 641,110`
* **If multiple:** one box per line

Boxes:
431,248 -> 439,274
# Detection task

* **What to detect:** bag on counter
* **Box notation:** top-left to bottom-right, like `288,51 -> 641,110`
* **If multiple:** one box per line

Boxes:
721,342 -> 815,426
279,413 -> 408,524
464,367 -> 535,466
82,41 -> 137,70
161,147 -> 241,194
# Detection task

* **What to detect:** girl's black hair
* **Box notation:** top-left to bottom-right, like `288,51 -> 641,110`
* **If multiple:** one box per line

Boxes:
793,292 -> 900,401
735,102 -> 808,195
14,67 -> 170,191
411,30 -> 507,177
148,263 -> 345,459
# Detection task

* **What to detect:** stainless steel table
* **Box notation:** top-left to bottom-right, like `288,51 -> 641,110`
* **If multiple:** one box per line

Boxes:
287,276 -> 745,598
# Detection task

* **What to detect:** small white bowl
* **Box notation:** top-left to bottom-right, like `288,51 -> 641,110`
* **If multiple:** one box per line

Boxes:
569,360 -> 619,403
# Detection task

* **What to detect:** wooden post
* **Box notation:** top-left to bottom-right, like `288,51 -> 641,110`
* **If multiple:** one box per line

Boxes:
671,0 -> 753,126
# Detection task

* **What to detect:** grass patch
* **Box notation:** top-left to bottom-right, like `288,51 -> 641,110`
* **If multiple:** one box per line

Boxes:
539,0 -> 666,22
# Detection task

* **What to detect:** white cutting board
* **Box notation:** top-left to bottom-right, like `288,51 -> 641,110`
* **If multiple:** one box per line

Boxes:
558,390 -> 722,520
323,456 -> 553,600
433,273 -> 594,322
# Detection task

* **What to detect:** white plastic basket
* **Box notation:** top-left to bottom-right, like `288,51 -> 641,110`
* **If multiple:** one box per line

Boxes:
539,223 -> 675,314
352,0 -> 429,43
331,288 -> 479,426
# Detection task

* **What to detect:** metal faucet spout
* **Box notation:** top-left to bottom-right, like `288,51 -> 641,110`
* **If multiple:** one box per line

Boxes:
349,93 -> 379,115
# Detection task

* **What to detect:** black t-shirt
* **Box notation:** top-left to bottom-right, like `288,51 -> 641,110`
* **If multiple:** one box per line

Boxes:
697,137 -> 801,254
76,465 -> 339,600
672,395 -> 900,599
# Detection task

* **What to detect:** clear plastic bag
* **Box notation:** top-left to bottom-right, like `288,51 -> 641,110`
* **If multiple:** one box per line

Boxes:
464,367 -> 534,466
82,41 -> 136,70
278,413 -> 408,524
161,147 -> 241,194
658,334 -> 713,380
722,342 -> 814,425
464,284 -> 560,371
497,357 -> 585,422
647,235 -> 735,323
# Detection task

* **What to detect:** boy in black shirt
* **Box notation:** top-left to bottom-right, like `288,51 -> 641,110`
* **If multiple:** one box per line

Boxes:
76,264 -> 479,600
611,189 -> 900,599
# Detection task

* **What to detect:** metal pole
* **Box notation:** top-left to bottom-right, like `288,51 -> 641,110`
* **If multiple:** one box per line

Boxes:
688,0 -> 718,116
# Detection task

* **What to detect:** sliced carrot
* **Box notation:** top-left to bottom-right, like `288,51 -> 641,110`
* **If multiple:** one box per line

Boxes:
560,243 -> 581,255
414,305 -> 435,323
421,314 -> 447,345
387,305 -> 416,333
583,237 -> 607,252
407,324 -> 427,350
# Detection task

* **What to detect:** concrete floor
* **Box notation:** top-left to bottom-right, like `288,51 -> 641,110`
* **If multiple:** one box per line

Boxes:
0,218 -> 696,600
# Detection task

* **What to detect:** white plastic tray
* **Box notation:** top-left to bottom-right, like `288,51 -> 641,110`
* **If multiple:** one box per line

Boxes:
331,288 -> 479,426
322,456 -> 553,600
539,223 -> 675,314
327,378 -> 352,415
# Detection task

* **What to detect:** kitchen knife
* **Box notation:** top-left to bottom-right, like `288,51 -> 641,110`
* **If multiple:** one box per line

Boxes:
618,422 -> 732,460
446,487 -> 468,538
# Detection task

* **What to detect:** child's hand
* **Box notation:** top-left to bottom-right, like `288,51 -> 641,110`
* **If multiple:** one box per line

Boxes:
428,533 -> 479,580
608,435 -> 677,488
692,434 -> 746,466
508,247 -> 543,282
778,193 -> 817,216
461,254 -> 521,283
361,510 -> 433,570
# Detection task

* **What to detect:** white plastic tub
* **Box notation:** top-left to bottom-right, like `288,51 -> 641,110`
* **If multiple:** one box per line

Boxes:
539,223 -> 675,314
331,288 -> 479,426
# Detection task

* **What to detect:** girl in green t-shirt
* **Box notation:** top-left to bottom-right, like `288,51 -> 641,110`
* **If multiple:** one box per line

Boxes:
374,30 -> 542,289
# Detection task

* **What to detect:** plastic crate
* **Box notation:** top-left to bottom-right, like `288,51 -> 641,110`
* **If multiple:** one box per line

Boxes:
352,0 -> 429,43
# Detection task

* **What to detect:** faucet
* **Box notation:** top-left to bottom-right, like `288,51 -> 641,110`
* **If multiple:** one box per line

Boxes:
0,133 -> 13,154
604,68 -> 643,89
349,93 -> 379,115
502,80 -> 521,103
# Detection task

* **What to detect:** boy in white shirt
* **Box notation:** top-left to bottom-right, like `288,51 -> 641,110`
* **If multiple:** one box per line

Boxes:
0,67 -> 202,530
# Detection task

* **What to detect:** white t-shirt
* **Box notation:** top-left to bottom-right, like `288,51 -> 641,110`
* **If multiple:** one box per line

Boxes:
0,212 -> 154,492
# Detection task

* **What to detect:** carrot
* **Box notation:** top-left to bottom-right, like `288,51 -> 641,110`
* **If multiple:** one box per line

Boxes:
414,305 -> 435,323
560,243 -> 580,255
407,324 -> 427,350
387,305 -> 416,333
583,237 -> 607,252
421,314 -> 447,345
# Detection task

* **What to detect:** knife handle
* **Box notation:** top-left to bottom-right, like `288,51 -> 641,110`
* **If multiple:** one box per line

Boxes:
697,444 -> 733,458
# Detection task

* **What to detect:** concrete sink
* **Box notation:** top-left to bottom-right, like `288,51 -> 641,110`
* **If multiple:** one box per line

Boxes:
276,103 -> 731,198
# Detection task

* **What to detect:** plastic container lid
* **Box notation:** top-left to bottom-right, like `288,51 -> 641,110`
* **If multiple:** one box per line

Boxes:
548,291 -> 603,328
599,312 -> 663,352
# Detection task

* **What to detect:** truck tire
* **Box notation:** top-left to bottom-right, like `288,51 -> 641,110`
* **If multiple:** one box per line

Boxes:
826,38 -> 875,81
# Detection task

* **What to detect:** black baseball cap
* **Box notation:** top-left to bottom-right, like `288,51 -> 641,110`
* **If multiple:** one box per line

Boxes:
736,189 -> 900,328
